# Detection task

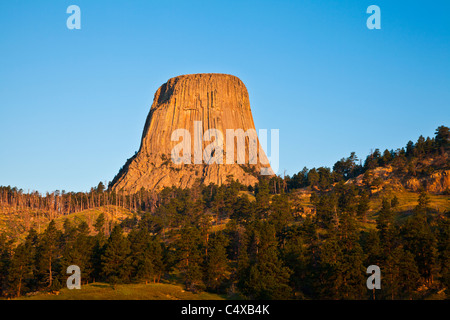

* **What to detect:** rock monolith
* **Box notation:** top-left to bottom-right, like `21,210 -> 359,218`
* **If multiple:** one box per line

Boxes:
111,73 -> 273,192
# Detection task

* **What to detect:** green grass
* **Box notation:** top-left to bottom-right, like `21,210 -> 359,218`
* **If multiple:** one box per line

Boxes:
367,190 -> 450,225
238,191 -> 256,202
369,190 -> 450,214
51,205 -> 134,232
0,205 -> 135,242
288,188 -> 449,233
17,282 -> 226,300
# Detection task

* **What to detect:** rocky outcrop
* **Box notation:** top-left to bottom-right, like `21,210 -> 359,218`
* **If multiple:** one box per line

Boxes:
111,73 -> 272,193
425,170 -> 450,193
405,177 -> 422,192
349,166 -> 450,194
401,169 -> 450,194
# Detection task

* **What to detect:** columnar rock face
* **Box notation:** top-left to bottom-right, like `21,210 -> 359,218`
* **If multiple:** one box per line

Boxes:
111,73 -> 272,193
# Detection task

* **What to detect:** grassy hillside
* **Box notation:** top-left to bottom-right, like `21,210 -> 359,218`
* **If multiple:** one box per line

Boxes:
291,189 -> 450,216
2,189 -> 449,243
50,205 -> 134,232
0,205 -> 135,242
17,282 -> 227,300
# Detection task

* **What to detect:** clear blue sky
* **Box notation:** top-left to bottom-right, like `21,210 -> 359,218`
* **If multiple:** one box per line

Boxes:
1,0 -> 449,193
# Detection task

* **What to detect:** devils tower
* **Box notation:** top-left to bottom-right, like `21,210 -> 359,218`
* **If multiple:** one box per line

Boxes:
110,73 -> 273,193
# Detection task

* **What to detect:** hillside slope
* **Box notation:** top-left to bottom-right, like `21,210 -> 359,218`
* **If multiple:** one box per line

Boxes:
16,282 -> 226,300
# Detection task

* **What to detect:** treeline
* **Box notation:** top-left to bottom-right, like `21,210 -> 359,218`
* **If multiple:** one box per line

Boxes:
0,125 -> 448,299
0,183 -> 160,219
285,125 -> 450,191
0,179 -> 449,299
0,216 -> 165,297
1,126 -> 448,220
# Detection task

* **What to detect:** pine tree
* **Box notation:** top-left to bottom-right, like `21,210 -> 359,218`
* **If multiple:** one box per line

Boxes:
92,214 -> 107,282
7,230 -> 36,297
129,229 -> 164,284
362,230 -> 382,267
76,221 -> 95,282
149,236 -> 165,283
0,234 -> 12,296
268,194 -> 292,234
101,226 -> 131,286
436,211 -> 450,296
376,198 -> 398,255
176,225 -> 205,292
204,232 -> 229,292
398,249 -> 420,299
35,220 -> 62,289
435,125 -> 450,151
235,226 -> 250,293
307,168 -> 320,188
401,212 -> 438,285
231,195 -> 254,224
312,192 -> 337,230
316,213 -> 366,299
240,223 -> 292,299
416,191 -> 431,214
391,195 -> 399,208
281,226 -> 309,298
94,213 -> 106,235
254,179 -> 270,218
382,246 -> 420,300
61,221 -> 94,284
357,192 -> 370,222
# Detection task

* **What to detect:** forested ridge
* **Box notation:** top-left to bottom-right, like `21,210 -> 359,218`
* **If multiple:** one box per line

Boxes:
0,125 -> 449,299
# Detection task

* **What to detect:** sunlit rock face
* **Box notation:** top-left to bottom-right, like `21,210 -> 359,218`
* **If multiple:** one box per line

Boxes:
111,73 -> 272,193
